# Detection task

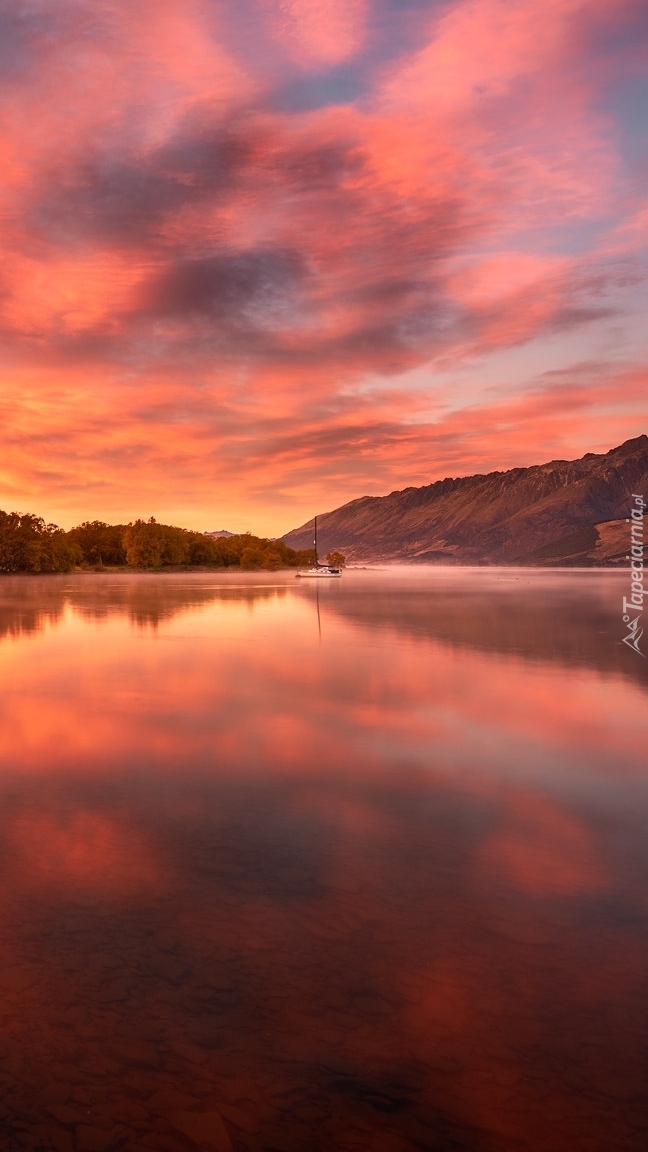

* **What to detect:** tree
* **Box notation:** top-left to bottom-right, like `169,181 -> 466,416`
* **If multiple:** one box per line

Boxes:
0,509 -> 320,574
122,520 -> 192,568
326,550 -> 346,568
187,534 -> 221,566
159,525 -> 190,566
240,544 -> 265,569
261,547 -> 282,570
0,511 -> 79,573
68,521 -> 127,566
122,520 -> 165,567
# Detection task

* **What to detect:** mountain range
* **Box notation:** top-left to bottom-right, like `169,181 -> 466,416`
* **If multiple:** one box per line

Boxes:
282,436 -> 648,565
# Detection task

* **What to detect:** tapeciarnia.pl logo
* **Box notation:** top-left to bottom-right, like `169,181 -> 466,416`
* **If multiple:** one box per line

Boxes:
622,493 -> 645,657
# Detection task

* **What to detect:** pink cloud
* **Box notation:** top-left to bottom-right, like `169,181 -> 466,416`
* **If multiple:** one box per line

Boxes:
0,0 -> 645,526
263,0 -> 368,67
383,0 -> 585,109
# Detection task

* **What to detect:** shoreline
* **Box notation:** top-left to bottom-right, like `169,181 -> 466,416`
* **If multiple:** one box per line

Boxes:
0,562 -> 633,577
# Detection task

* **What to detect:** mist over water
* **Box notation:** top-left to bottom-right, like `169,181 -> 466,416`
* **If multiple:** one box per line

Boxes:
0,569 -> 646,1152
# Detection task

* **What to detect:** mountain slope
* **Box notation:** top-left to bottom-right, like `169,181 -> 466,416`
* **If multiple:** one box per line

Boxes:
282,436 -> 648,564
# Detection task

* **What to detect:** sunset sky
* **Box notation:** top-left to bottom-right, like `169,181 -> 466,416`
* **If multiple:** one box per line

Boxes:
2,0 -> 647,535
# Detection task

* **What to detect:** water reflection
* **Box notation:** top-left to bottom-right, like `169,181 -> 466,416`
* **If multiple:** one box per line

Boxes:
0,571 -> 646,1151
1,568 -> 645,684
0,573 -> 289,634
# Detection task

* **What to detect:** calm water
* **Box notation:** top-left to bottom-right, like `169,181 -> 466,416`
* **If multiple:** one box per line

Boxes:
0,569 -> 647,1152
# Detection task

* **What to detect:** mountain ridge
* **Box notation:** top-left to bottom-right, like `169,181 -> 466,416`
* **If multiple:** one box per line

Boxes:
282,436 -> 648,565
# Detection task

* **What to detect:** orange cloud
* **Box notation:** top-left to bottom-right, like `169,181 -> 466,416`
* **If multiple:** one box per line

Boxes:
0,0 -> 645,528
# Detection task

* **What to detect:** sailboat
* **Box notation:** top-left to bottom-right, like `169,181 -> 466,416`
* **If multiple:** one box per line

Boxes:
295,516 -> 342,577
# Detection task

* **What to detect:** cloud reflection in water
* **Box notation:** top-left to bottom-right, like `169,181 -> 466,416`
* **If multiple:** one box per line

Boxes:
0,570 -> 645,1151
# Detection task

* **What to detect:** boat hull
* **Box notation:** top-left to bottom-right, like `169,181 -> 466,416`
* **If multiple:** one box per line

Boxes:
295,569 -> 341,578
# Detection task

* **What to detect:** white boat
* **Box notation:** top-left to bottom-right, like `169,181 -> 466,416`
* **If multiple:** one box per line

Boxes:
295,517 -> 342,577
297,566 -> 341,578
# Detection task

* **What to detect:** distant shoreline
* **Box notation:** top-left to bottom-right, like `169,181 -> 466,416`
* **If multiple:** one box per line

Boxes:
0,561 -> 632,577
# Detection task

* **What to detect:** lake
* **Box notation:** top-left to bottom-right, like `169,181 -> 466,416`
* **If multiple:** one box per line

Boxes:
0,568 -> 646,1152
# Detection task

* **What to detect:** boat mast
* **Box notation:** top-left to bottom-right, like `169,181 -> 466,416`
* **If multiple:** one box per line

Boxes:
314,516 -> 318,565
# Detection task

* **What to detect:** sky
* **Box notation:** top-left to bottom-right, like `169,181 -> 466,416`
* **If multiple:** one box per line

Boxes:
1,0 -> 647,535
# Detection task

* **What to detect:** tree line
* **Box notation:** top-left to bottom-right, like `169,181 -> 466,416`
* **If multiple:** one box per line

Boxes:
0,512 -> 322,573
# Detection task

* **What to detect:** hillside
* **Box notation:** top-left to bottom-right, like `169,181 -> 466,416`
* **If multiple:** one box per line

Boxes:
282,436 -> 648,565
